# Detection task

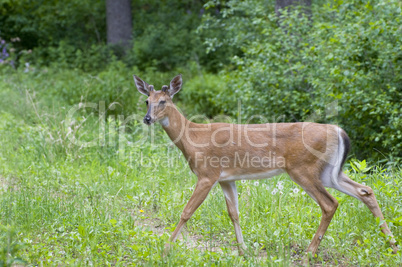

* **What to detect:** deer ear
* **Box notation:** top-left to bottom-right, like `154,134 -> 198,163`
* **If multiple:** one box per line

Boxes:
133,75 -> 152,96
168,74 -> 182,98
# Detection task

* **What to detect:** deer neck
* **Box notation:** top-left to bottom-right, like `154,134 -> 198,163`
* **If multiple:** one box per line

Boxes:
160,105 -> 190,151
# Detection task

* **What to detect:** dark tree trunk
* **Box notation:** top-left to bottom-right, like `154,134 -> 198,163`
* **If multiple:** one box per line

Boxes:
275,0 -> 311,17
106,0 -> 132,50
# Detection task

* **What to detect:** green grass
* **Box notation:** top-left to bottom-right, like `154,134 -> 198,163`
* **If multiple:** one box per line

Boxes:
0,68 -> 401,266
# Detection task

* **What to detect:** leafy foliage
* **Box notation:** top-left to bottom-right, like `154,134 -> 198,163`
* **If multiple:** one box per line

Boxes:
0,225 -> 25,267
128,0 -> 203,71
0,0 -> 106,69
0,0 -> 227,72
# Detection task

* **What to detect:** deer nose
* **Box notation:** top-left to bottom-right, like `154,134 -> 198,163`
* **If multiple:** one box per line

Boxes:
144,115 -> 151,124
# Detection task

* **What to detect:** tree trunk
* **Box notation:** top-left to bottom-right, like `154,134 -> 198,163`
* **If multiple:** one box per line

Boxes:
106,0 -> 132,50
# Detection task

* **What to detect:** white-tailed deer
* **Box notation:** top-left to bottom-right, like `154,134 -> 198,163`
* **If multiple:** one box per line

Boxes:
133,74 -> 398,259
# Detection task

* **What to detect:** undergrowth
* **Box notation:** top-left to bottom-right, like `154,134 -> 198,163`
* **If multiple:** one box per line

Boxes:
0,68 -> 401,266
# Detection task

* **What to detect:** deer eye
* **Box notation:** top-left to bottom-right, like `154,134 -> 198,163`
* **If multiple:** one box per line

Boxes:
145,100 -> 149,105
159,100 -> 166,105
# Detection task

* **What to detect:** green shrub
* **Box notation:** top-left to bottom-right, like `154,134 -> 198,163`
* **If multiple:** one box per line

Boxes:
179,72 -> 227,117
0,225 -> 25,267
0,0 -> 227,72
0,0 -> 106,64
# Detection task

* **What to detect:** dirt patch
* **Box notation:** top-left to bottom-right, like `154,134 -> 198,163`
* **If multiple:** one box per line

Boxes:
0,175 -> 20,193
134,217 -> 228,253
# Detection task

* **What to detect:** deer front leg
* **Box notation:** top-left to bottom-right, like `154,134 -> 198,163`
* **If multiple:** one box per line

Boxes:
220,181 -> 247,256
164,178 -> 216,254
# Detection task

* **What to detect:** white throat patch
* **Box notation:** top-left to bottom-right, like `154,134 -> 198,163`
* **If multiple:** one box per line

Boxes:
160,117 -> 169,127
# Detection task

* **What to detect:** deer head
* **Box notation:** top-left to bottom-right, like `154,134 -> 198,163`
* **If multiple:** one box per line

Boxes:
133,74 -> 182,125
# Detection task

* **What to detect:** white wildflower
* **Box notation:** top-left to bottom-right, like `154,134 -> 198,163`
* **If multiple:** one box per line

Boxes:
272,188 -> 278,195
293,188 -> 300,194
107,166 -> 114,174
254,181 -> 259,186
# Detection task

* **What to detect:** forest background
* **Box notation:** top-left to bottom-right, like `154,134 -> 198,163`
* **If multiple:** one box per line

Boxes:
0,0 -> 401,265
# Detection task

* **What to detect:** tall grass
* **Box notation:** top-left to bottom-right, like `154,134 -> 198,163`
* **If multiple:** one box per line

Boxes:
0,68 -> 401,266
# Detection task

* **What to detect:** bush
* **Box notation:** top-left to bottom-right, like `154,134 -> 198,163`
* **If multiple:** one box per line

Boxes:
179,71 -> 227,117
0,0 -> 106,67
0,0 -> 228,73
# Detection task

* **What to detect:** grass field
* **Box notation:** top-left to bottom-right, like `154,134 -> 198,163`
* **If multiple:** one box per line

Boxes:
1,69 -> 401,266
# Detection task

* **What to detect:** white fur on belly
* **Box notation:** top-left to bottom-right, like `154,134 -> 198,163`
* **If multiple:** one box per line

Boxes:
219,169 -> 285,182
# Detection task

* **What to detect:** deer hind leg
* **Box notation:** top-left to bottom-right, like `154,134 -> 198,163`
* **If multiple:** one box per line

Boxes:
219,181 -> 247,255
288,169 -> 339,258
330,172 -> 398,253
